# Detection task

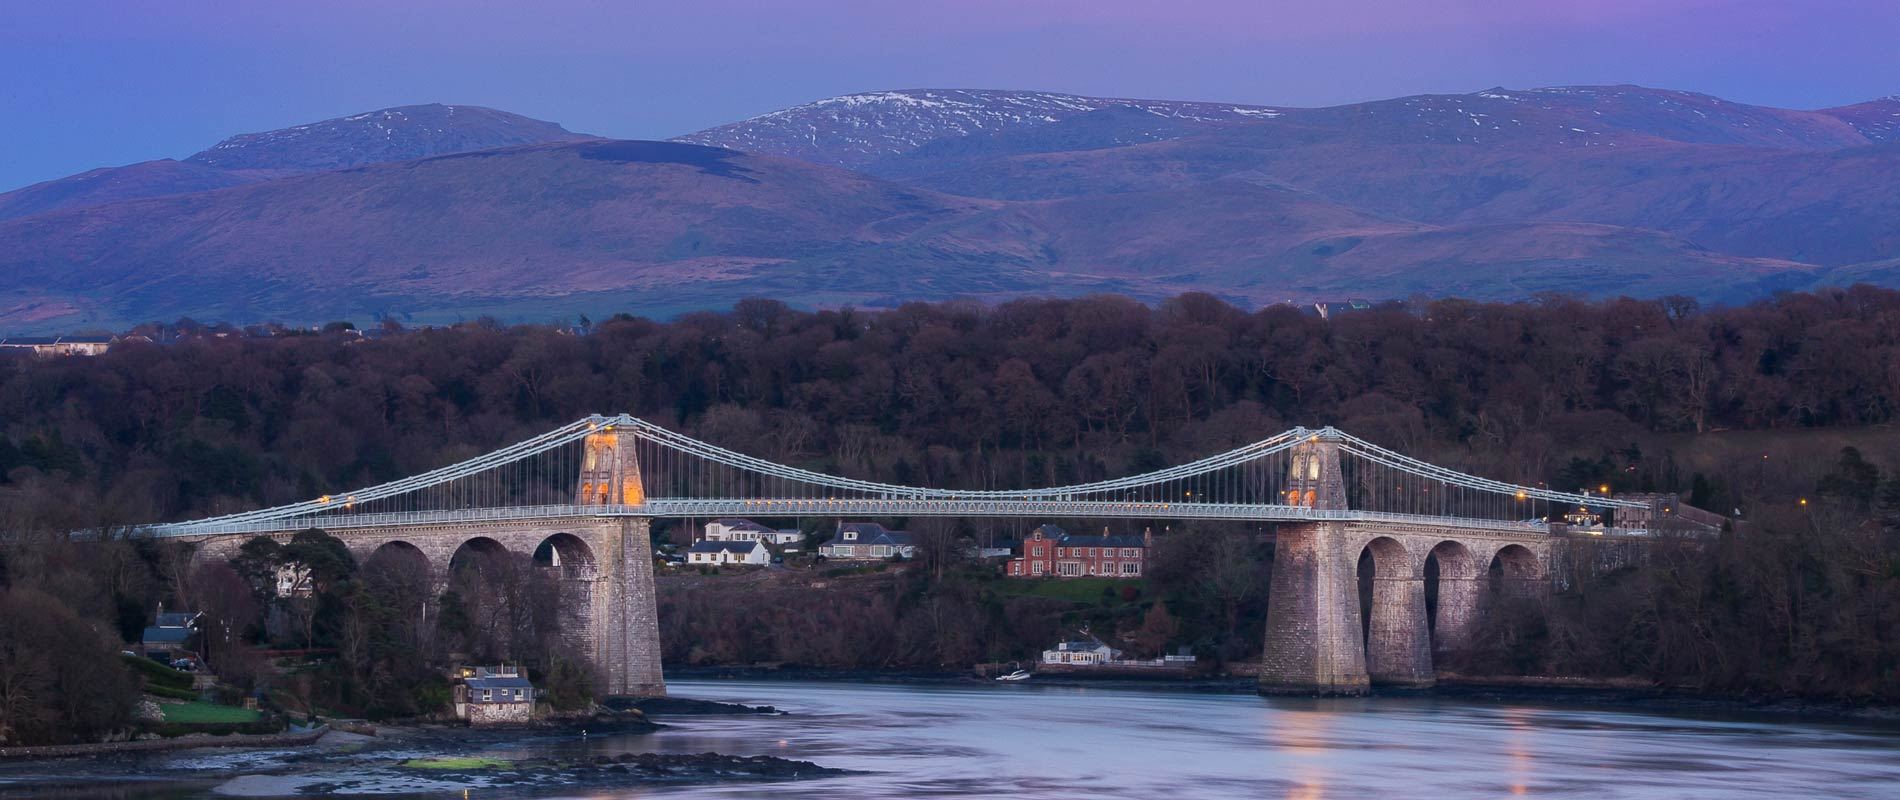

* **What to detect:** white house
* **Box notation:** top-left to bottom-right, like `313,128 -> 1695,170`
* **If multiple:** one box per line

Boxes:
1041,634 -> 1122,665
453,665 -> 537,725
686,539 -> 770,566
703,518 -> 806,550
274,563 -> 313,597
0,335 -> 115,357
818,522 -> 916,560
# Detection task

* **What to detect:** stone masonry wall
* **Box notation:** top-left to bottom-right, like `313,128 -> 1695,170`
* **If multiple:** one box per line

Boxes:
186,515 -> 668,698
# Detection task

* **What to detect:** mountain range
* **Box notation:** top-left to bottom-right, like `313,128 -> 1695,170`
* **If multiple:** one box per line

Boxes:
2,86 -> 1897,331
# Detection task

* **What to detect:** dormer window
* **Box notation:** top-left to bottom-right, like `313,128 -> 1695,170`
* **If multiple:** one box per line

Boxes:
843,531 -> 857,541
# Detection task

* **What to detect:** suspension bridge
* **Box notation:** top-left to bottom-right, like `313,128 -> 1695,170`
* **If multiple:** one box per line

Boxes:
150,414 -> 1651,698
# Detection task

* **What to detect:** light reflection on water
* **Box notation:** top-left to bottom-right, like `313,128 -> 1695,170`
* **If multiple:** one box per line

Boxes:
494,680 -> 1900,799
9,680 -> 1899,798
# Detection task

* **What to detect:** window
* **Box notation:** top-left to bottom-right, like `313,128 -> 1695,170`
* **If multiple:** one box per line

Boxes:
1058,562 -> 1083,576
872,545 -> 890,557
1032,545 -> 1044,557
514,689 -> 524,701
832,545 -> 854,556
1122,562 -> 1140,575
1122,548 -> 1139,557
843,531 -> 857,540
1032,562 -> 1045,575
481,689 -> 492,702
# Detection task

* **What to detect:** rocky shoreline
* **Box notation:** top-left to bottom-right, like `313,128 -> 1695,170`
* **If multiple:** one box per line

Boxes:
0,698 -> 830,797
286,752 -> 849,796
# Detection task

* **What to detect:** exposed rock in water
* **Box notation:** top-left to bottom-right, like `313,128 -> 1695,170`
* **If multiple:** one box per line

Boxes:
578,752 -> 842,780
293,752 -> 848,793
607,696 -> 785,716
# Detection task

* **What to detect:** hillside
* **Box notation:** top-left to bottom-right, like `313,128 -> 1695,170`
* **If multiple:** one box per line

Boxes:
2,85 -> 1898,330
0,104 -> 589,222
0,141 -> 1005,327
0,159 -> 252,223
185,103 -> 593,172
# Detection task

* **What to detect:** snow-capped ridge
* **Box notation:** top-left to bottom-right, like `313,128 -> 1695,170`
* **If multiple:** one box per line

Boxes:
184,104 -> 582,172
677,88 -> 1284,168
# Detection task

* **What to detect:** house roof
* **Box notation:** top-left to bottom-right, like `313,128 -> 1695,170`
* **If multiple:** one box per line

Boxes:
689,540 -> 762,554
837,522 -> 913,546
1022,524 -> 1146,548
155,611 -> 201,628
1058,534 -> 1146,548
60,335 -> 114,344
466,676 -> 534,691
710,518 -> 774,532
0,337 -> 57,346
142,626 -> 192,644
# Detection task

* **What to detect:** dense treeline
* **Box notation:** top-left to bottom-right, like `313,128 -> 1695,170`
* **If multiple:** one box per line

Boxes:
1,288 -> 1898,734
4,288 -> 1900,530
1468,451 -> 1900,700
659,523 -> 1272,669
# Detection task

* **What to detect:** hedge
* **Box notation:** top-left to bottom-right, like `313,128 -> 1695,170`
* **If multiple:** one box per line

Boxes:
141,716 -> 285,738
121,654 -> 194,691
145,685 -> 201,701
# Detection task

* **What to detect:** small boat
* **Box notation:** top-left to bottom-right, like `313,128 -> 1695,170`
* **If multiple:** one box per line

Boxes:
995,669 -> 1032,682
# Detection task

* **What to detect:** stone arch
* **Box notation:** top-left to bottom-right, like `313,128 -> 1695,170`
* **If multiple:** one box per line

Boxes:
532,531 -> 604,661
1356,536 -> 1431,686
1424,540 -> 1480,659
1487,543 -> 1543,601
359,540 -> 436,629
1359,536 -> 1413,578
448,536 -> 511,575
534,532 -> 599,579
363,539 -> 432,574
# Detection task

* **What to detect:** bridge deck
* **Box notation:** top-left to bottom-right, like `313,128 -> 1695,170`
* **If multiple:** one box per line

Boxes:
140,499 -> 1561,537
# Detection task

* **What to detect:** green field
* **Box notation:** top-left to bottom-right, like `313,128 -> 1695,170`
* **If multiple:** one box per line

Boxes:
159,701 -> 261,725
993,577 -> 1146,603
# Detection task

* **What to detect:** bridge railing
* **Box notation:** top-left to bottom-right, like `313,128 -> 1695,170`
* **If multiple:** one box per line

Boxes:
135,499 -> 1573,538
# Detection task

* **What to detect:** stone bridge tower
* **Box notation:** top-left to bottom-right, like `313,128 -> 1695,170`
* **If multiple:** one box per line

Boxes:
577,425 -> 645,507
571,423 -> 663,696
1285,438 -> 1348,510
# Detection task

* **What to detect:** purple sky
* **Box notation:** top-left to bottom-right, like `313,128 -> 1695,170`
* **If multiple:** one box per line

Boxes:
4,0 -> 1897,190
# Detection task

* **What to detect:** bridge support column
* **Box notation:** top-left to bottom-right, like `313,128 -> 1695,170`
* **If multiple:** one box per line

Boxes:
1365,573 -> 1433,687
599,518 -> 665,697
1259,522 -> 1370,696
1431,575 -> 1483,660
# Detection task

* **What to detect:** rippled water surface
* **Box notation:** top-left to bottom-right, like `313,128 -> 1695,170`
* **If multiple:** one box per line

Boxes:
529,680 -> 1900,799
12,679 -> 1900,798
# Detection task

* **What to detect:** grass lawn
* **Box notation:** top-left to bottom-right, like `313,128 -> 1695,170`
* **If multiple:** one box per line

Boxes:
994,577 -> 1146,604
402,757 -> 512,770
159,701 -> 262,725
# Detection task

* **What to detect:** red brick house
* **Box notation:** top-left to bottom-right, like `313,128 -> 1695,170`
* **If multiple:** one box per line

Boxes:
1006,524 -> 1153,578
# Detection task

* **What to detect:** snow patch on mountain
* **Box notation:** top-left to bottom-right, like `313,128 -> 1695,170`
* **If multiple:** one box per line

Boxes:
676,89 -> 1283,168
187,104 -> 583,172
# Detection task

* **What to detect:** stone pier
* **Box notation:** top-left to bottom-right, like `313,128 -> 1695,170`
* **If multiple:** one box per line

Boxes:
1258,522 -> 1551,695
